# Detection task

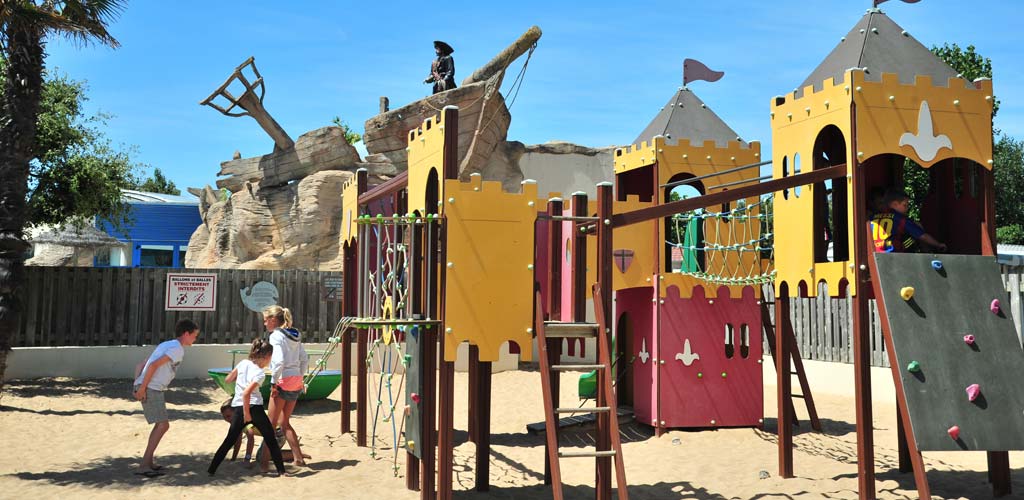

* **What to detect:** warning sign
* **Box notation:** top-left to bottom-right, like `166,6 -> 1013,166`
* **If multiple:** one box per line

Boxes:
166,273 -> 217,311
322,276 -> 343,302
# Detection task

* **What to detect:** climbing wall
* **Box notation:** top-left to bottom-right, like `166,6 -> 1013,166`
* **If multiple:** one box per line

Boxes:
874,253 -> 1024,451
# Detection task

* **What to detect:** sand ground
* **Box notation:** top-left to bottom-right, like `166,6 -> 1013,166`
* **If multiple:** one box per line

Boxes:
0,369 -> 1021,499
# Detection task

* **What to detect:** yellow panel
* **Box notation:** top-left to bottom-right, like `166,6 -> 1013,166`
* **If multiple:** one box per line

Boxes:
768,70 -> 994,297
406,112 -> 448,215
851,72 -> 993,169
340,175 -> 360,244
770,75 -> 856,297
613,196 -> 656,291
441,176 -> 538,362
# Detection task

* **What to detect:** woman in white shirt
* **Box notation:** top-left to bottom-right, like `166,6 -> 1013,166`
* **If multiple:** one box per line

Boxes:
208,339 -> 286,476
261,305 -> 308,467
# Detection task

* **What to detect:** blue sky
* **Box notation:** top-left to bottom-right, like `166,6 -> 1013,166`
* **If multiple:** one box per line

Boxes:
46,0 -> 1024,194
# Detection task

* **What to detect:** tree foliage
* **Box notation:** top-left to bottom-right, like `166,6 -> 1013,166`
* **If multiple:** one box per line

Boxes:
1,0 -> 127,399
903,43 -> 1024,242
10,63 -> 140,230
134,167 -> 180,195
993,134 -> 1024,235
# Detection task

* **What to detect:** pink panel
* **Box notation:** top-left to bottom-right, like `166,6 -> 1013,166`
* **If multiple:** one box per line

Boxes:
535,217 -> 550,316
616,287 -> 657,427
558,202 -> 585,357
659,285 -> 763,428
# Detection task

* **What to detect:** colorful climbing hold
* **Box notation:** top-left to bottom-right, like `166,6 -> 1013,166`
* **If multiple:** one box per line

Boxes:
907,360 -> 921,373
697,372 -> 703,379
966,384 -> 981,402
411,392 -> 421,404
407,440 -> 415,451
900,286 -> 915,301
721,372 -> 727,378
963,334 -> 975,345
991,299 -> 1001,314
948,425 -> 960,441
931,260 -> 943,270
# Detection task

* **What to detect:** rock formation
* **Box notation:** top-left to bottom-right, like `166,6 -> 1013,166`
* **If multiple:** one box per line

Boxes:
185,26 -> 614,270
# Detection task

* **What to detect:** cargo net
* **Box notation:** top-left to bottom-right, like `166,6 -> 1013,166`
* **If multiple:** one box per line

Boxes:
666,194 -> 775,285
355,214 -> 424,475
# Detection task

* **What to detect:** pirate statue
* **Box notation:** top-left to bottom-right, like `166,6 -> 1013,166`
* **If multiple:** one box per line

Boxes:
424,40 -> 456,94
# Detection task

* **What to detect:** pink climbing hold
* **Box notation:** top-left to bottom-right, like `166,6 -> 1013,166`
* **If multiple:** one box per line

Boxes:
411,392 -> 421,404
948,425 -> 960,441
991,299 -> 1001,314
966,384 -> 981,402
963,334 -> 975,345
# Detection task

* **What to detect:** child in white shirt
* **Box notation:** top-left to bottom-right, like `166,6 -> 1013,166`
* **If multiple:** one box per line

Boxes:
208,339 -> 286,476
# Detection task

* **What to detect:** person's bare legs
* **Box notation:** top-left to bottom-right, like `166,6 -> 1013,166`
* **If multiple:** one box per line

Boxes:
140,421 -> 169,470
278,400 -> 305,466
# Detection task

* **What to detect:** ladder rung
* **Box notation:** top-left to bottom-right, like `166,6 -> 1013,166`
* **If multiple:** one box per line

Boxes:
792,394 -> 805,398
543,322 -> 599,338
558,449 -> 617,458
551,364 -> 605,371
555,406 -> 611,414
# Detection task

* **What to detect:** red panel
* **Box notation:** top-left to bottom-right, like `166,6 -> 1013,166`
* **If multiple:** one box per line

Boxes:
659,285 -> 763,428
616,287 -> 657,427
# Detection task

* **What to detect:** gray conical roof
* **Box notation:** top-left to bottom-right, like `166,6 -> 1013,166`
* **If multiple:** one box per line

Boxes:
796,8 -> 958,98
633,87 -> 746,148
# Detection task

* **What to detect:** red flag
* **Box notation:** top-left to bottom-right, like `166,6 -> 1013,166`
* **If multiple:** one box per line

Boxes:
683,59 -> 724,86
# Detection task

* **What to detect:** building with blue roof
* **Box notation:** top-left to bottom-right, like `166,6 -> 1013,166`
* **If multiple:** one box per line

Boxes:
95,190 -> 201,268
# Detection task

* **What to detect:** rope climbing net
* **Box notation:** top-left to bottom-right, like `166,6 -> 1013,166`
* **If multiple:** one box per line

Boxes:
666,193 -> 775,285
353,212 -> 443,476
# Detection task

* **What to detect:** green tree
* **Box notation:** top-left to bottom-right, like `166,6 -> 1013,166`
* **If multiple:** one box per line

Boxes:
135,167 -> 180,195
18,65 -> 139,229
331,116 -> 362,145
1,0 -> 125,398
993,134 -> 1024,234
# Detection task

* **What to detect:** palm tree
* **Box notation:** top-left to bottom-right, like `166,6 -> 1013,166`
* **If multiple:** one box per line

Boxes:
0,0 -> 124,398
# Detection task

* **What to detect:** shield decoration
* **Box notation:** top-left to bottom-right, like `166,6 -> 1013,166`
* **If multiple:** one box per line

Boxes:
613,249 -> 635,273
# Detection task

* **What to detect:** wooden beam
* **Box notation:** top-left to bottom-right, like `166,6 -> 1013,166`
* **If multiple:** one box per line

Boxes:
611,164 -> 846,229
358,170 -> 410,208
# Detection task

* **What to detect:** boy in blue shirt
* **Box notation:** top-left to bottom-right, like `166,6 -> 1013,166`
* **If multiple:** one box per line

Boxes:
870,189 -> 946,253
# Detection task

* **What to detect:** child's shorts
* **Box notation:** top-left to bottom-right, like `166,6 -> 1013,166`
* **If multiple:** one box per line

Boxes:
277,387 -> 302,401
134,385 -> 168,424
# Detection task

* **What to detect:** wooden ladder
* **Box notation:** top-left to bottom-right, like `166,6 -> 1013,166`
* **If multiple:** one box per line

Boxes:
761,300 -> 821,432
535,288 -> 628,500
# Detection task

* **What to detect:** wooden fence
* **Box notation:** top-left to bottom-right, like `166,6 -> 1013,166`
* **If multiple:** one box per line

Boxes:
14,267 -> 342,347
764,266 -> 1024,367
14,266 -> 1023,362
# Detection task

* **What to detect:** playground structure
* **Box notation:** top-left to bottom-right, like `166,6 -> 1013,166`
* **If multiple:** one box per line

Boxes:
326,7 -> 1023,500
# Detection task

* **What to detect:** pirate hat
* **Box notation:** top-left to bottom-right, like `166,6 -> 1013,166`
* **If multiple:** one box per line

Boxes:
433,40 -> 454,55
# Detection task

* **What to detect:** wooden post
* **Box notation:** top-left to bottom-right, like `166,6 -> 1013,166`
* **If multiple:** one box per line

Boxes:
355,169 -> 369,448
849,115 -> 876,499
473,347 -> 492,492
595,183 -> 614,500
896,402 -> 911,473
433,105 -> 461,500
544,197 -> 564,485
341,240 -> 355,434
776,281 -> 794,478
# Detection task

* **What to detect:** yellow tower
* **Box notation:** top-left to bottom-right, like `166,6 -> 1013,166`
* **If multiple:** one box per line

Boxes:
770,8 -> 994,298
614,86 -> 764,299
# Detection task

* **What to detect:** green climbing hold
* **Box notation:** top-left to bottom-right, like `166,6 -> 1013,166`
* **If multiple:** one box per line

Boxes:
907,360 -> 921,373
